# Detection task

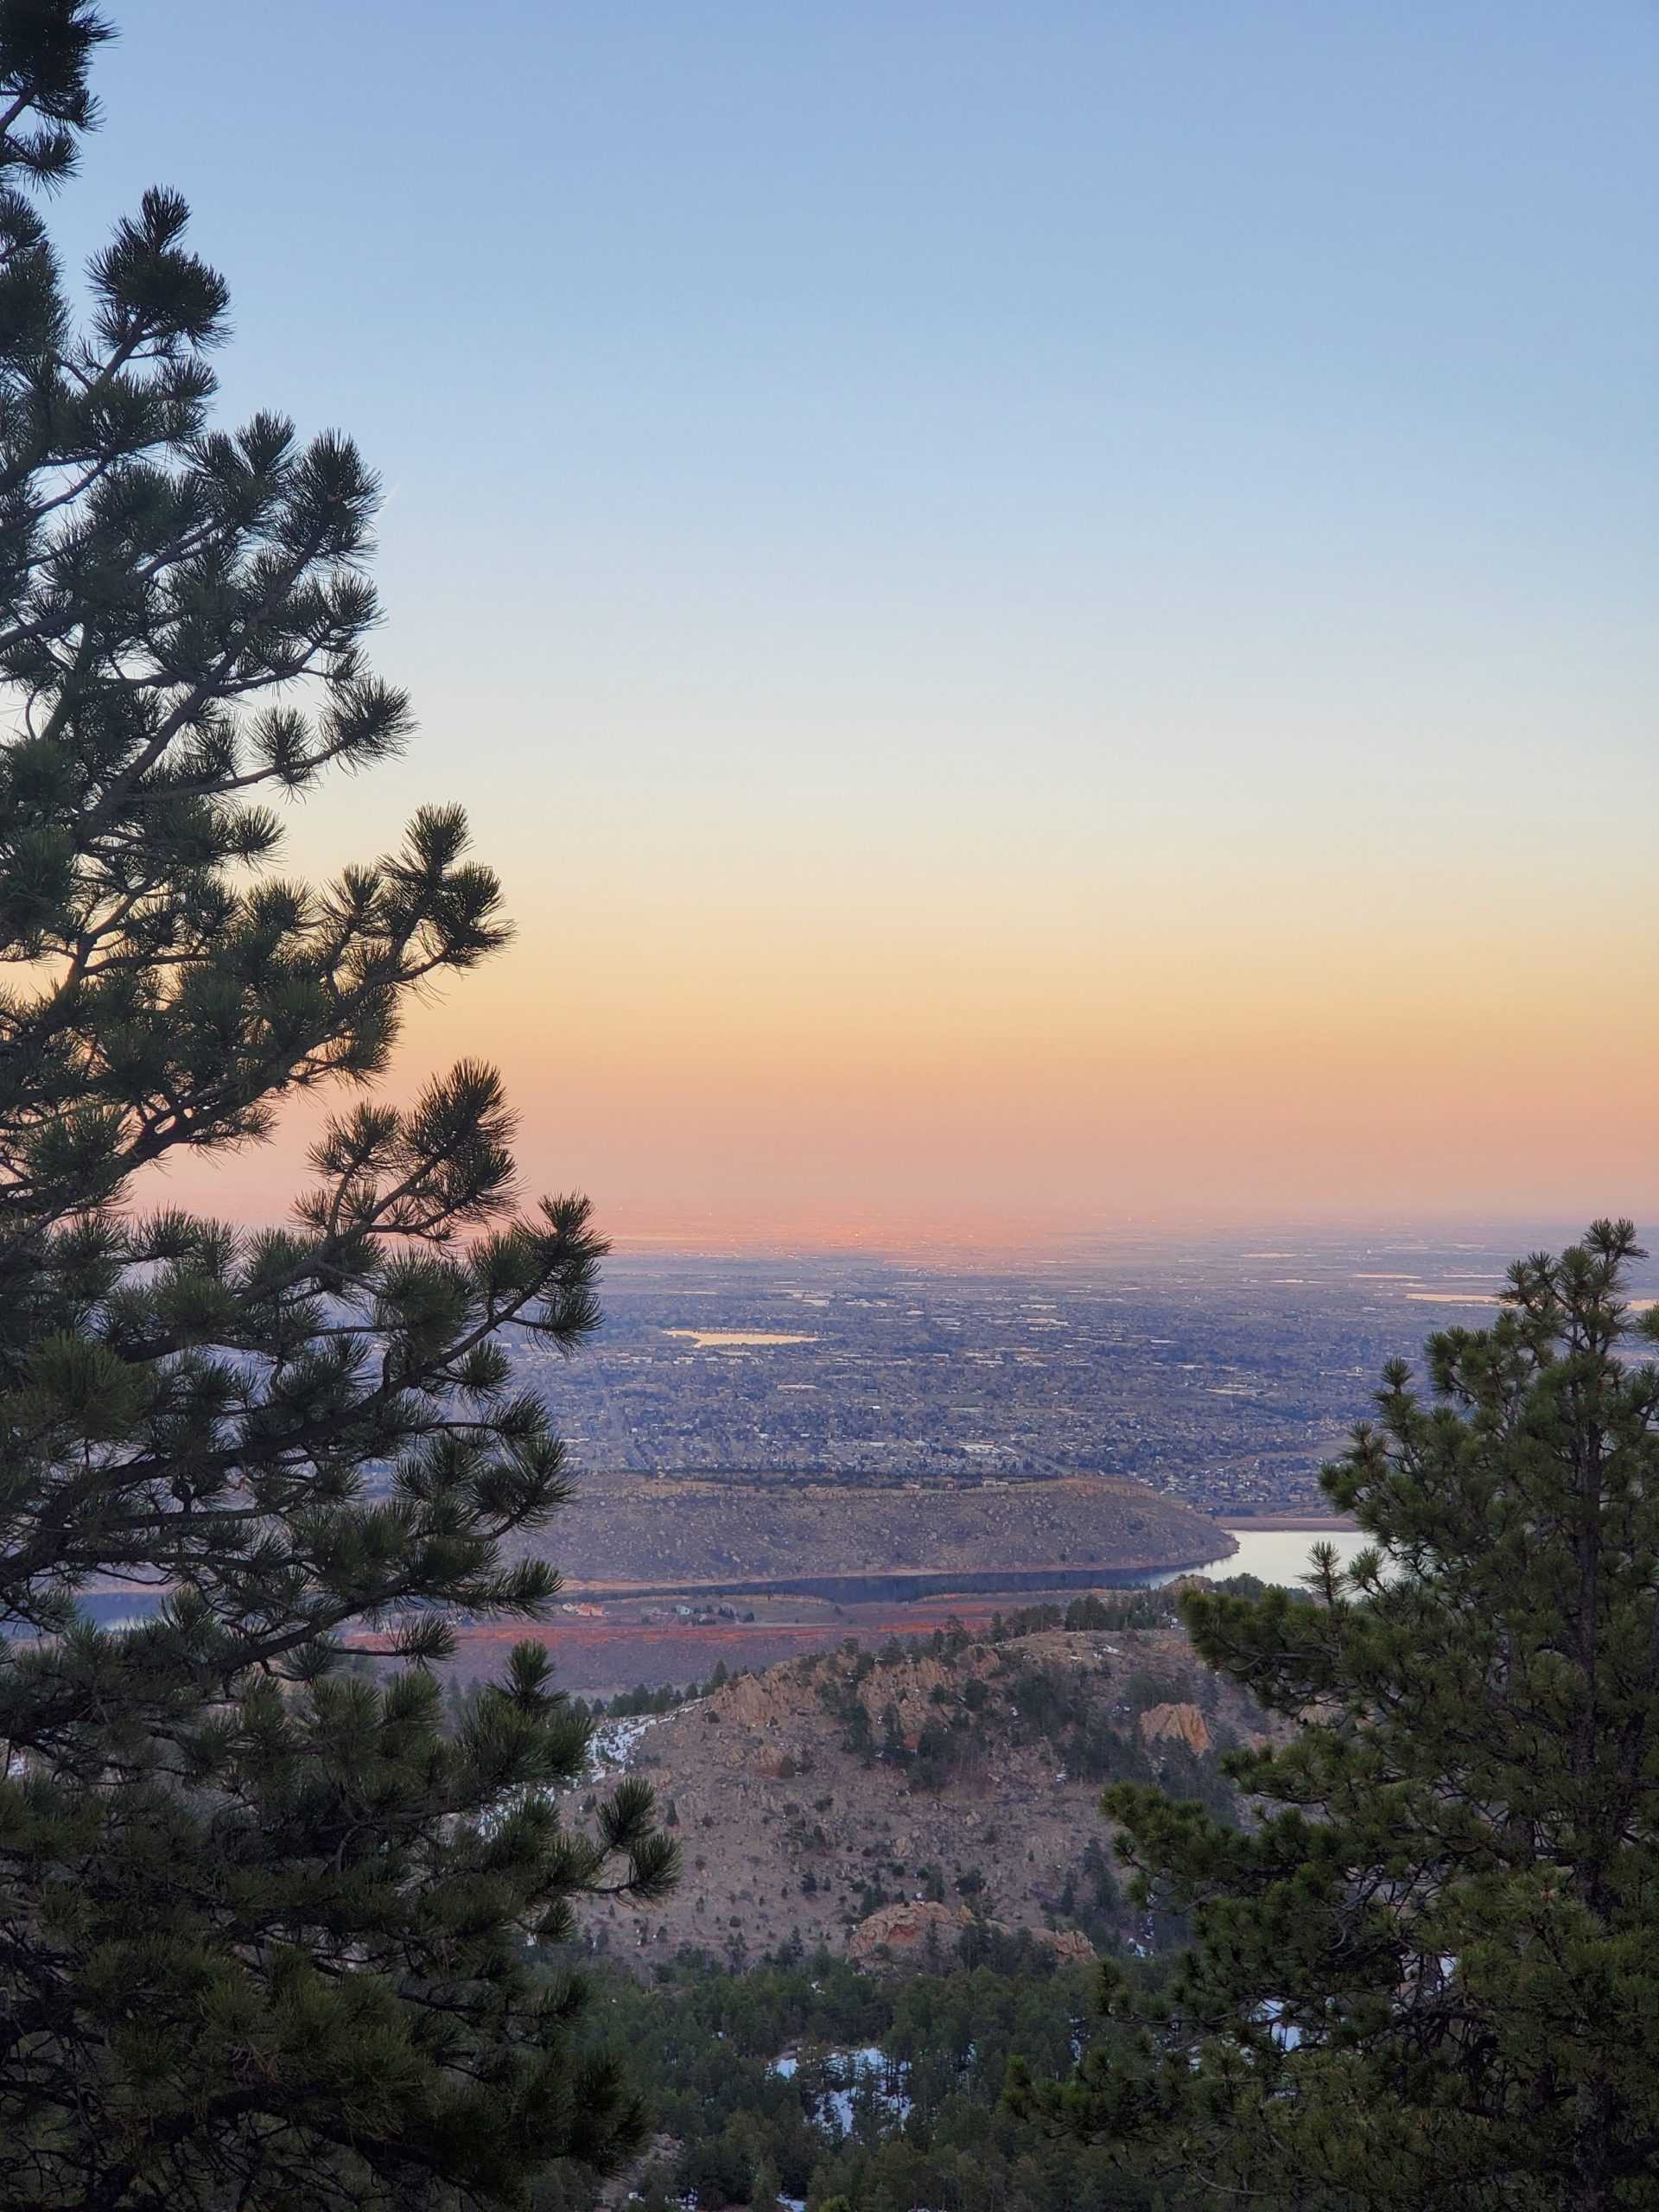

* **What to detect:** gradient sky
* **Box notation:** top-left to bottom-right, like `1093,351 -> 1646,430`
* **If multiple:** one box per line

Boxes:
74,3 -> 1659,1237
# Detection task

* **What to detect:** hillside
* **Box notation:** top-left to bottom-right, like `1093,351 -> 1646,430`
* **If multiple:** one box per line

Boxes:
580,1610 -> 1270,1973
518,1470 -> 1231,1597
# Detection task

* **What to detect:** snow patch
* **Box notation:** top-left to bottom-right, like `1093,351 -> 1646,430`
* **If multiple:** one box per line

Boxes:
768,2043 -> 913,2138
588,1709 -> 684,1771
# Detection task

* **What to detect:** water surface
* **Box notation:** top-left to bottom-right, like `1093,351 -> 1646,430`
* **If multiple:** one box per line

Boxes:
1218,1526 -> 1375,1588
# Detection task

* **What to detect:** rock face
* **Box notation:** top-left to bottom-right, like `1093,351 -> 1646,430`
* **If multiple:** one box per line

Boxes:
1138,1700 -> 1211,1753
1041,1926 -> 1097,1966
849,1901 -> 976,1961
849,1900 -> 1094,1970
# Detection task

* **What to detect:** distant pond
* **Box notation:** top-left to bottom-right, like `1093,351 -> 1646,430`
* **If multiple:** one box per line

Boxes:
1215,1526 -> 1376,1588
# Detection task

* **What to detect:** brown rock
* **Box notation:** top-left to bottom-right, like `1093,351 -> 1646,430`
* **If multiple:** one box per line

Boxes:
848,1900 -> 1094,1969
1043,1926 -> 1096,1965
848,1900 -> 974,1961
1138,1700 -> 1210,1753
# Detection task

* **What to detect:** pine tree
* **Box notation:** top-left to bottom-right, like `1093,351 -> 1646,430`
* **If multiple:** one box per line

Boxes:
1048,1220 -> 1659,2209
0,6 -> 674,2205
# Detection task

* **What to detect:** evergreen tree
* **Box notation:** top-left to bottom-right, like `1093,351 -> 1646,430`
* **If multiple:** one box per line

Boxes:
1051,1220 -> 1659,2209
0,6 -> 673,2205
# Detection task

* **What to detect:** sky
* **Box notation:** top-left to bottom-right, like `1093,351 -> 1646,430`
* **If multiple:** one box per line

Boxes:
69,2 -> 1659,1243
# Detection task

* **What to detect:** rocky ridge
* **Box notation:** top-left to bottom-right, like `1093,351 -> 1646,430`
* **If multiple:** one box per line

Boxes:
520,1471 -> 1232,1595
579,1618 -> 1270,1973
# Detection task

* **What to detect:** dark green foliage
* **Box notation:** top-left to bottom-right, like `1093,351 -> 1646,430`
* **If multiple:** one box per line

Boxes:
567,1671 -> 739,1724
996,1656 -> 1236,1835
1060,1592 -> 1181,1633
989,1581 -> 1273,1648
0,9 -> 674,2204
569,1947 -> 1183,2212
1062,1222 -> 1659,2210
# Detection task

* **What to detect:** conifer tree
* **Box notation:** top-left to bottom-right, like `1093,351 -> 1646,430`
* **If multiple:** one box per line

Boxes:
1047,1220 -> 1659,2210
0,6 -> 674,2205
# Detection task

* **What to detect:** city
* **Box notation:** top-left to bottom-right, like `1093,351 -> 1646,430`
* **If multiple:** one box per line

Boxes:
517,1224 -> 1621,1519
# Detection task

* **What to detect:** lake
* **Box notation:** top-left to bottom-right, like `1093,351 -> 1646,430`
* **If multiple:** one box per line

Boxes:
1216,1525 -> 1374,1588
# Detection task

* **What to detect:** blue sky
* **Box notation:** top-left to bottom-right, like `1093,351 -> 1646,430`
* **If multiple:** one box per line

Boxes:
76,3 -> 1659,1229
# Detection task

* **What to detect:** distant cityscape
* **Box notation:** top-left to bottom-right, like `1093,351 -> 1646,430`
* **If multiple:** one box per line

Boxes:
518,1225 -> 1646,1521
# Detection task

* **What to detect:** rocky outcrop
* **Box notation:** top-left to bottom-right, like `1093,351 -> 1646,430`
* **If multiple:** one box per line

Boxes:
1042,1926 -> 1097,1965
849,1900 -> 1094,1970
849,1901 -> 975,1961
1138,1700 -> 1210,1753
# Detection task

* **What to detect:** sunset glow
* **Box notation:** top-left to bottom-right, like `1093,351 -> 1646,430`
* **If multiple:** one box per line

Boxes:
103,0 -> 1658,1243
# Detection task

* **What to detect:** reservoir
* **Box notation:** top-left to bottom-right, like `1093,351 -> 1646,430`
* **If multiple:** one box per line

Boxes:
1217,1525 -> 1374,1587
58,1525 -> 1375,1632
